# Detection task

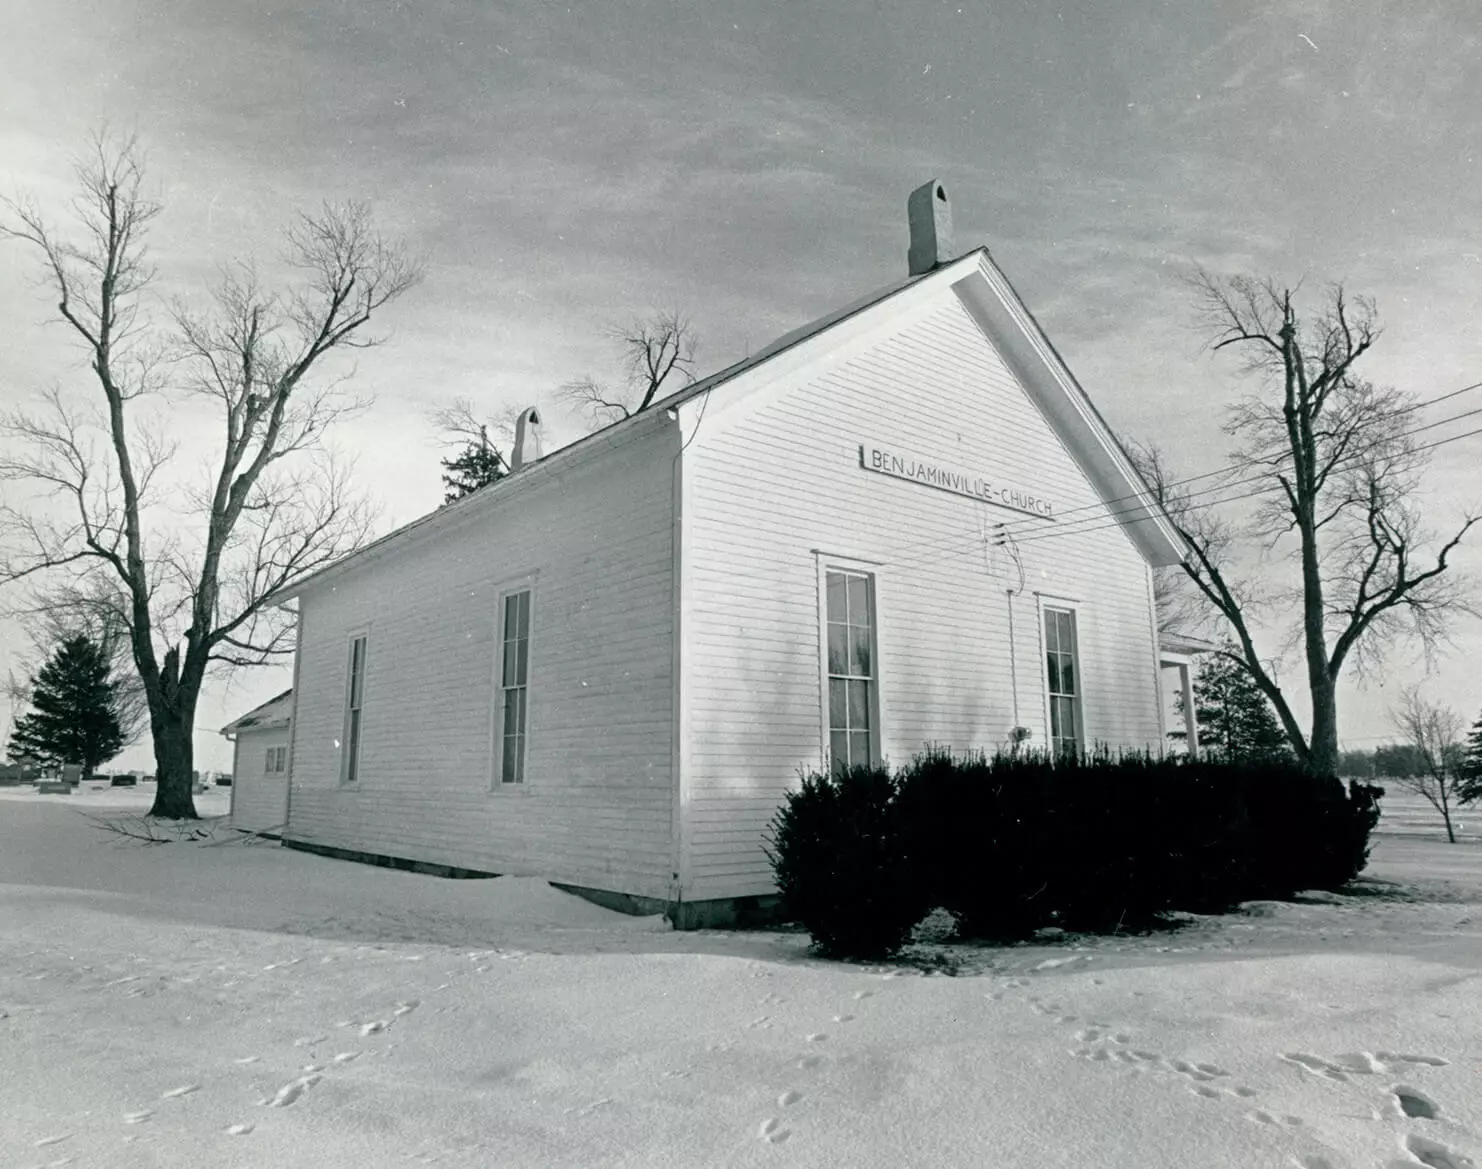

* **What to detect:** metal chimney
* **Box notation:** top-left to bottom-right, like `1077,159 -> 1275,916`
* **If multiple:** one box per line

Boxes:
511,407 -> 543,471
907,179 -> 954,276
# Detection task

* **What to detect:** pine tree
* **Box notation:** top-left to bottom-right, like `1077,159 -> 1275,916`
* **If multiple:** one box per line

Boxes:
1178,649 -> 1292,763
6,635 -> 126,781
440,426 -> 507,504
1457,710 -> 1482,804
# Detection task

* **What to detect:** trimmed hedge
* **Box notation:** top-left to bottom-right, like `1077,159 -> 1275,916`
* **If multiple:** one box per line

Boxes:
768,749 -> 1383,958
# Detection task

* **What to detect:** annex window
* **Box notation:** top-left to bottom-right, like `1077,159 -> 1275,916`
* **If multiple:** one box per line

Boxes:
825,568 -> 876,777
498,588 -> 532,784
265,746 -> 287,774
343,634 -> 367,784
1044,606 -> 1082,756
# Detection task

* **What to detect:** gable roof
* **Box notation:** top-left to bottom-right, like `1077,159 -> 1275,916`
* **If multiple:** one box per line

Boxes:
220,689 -> 294,736
270,248 -> 1185,601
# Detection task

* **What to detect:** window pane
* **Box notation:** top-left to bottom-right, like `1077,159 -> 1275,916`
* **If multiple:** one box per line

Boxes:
826,573 -> 846,622
503,639 -> 518,687
504,595 -> 520,640
827,623 -> 848,675
503,733 -> 519,783
849,623 -> 871,678
347,708 -> 362,783
830,731 -> 848,776
1049,693 -> 1063,741
828,678 -> 846,730
1059,610 -> 1076,654
517,590 -> 531,638
515,636 -> 529,686
848,679 -> 870,730
850,731 -> 871,768
1046,654 -> 1061,696
1060,658 -> 1075,697
349,638 -> 365,707
503,690 -> 520,736
847,574 -> 869,626
1043,613 -> 1059,655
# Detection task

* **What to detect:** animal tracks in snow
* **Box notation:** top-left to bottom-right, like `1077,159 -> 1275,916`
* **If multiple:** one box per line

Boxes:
262,1073 -> 322,1108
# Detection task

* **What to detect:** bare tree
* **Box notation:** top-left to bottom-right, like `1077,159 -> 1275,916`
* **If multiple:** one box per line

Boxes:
1389,686 -> 1467,843
1131,273 -> 1477,777
0,133 -> 420,818
559,310 -> 698,428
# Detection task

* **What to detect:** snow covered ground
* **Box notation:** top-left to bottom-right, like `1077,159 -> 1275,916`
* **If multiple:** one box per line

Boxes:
1,785 -> 1479,1169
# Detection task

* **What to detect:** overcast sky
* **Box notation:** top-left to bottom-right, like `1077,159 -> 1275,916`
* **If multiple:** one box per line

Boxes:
3,0 -> 1481,771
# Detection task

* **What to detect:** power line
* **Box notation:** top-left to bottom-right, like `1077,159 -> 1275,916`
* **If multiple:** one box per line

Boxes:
999,378 -> 1482,539
886,388 -> 1482,571
879,377 -> 1482,571
1006,423 -> 1482,551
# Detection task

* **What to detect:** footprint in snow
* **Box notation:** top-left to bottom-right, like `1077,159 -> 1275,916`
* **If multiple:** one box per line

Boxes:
360,1020 -> 390,1036
226,1123 -> 255,1136
33,1134 -> 71,1147
1281,1053 -> 1350,1082
798,1055 -> 821,1070
758,1117 -> 790,1144
806,1033 -> 827,1043
333,1052 -> 361,1064
394,1000 -> 419,1016
853,990 -> 874,1001
1379,1052 -> 1450,1069
1402,1133 -> 1474,1169
262,1074 -> 321,1108
160,1084 -> 201,1099
294,1034 -> 328,1047
832,1014 -> 854,1024
232,1056 -> 260,1065
123,1110 -> 154,1124
1292,1156 -> 1337,1169
1395,1086 -> 1441,1120
778,1090 -> 802,1106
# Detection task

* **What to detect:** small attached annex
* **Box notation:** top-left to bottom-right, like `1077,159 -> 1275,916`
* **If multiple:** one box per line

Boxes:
268,181 -> 1188,927
219,689 -> 293,836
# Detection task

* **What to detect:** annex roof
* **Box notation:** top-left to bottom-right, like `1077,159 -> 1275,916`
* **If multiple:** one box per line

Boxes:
219,689 -> 294,737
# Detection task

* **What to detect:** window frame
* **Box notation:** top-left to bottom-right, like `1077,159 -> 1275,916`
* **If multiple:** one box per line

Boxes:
264,745 -> 287,774
1037,597 -> 1084,757
340,629 -> 370,786
814,553 -> 885,777
491,578 -> 537,789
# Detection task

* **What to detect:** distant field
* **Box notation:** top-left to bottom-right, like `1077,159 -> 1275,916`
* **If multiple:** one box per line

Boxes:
1373,784 -> 1479,843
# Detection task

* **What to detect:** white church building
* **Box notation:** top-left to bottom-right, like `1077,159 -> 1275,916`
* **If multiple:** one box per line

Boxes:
264,181 -> 1189,927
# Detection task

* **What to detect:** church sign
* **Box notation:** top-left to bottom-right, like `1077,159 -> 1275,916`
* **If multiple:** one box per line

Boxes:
859,444 -> 1055,518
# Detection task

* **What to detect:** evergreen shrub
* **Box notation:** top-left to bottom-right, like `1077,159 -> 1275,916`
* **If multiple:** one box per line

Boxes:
766,763 -> 921,959
769,749 -> 1383,958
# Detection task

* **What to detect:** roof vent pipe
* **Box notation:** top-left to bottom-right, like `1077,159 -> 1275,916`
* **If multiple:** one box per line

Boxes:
511,406 -> 543,471
907,178 -> 954,276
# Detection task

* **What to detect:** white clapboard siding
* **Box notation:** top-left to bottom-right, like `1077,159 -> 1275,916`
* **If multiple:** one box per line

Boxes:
285,421 -> 679,900
230,726 -> 292,835
679,286 -> 1164,902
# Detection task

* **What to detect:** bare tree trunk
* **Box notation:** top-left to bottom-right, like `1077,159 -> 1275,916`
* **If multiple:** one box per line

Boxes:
1439,787 -> 1456,844
1308,677 -> 1340,778
149,704 -> 197,819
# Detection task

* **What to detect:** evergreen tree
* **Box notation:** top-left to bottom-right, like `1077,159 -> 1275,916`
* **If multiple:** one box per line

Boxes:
440,425 -> 507,504
1458,710 -> 1482,804
1178,649 -> 1292,763
6,635 -> 126,781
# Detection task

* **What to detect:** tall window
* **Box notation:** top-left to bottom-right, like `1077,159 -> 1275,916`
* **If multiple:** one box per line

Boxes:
1044,607 -> 1081,756
265,746 -> 287,774
825,569 -> 875,776
499,589 -> 531,784
343,635 -> 367,783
